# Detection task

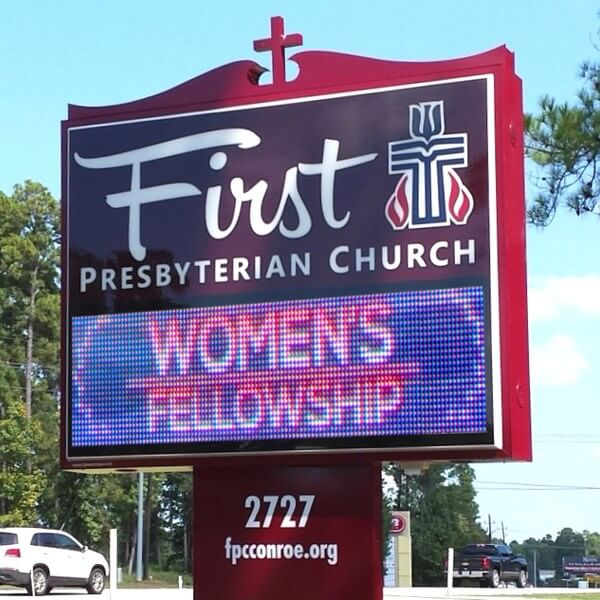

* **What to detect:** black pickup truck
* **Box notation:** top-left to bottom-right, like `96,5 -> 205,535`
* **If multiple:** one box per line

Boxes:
450,543 -> 528,588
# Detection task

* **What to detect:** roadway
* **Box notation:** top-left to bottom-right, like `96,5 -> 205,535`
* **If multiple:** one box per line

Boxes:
0,586 -> 598,598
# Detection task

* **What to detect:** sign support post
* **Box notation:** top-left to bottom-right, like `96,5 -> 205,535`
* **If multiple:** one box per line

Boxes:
447,547 -> 454,591
193,462 -> 383,600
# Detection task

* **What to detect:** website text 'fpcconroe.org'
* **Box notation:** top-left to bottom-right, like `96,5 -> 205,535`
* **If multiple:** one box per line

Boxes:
224,536 -> 338,566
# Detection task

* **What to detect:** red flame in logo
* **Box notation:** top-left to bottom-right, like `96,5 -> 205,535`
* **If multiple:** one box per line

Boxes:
447,170 -> 474,225
386,174 -> 410,230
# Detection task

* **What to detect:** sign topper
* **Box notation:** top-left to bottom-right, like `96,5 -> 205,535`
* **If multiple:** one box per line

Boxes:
61,17 -> 530,469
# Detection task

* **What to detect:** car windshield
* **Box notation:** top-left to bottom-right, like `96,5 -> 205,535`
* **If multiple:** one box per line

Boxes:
0,533 -> 18,545
461,544 -> 499,556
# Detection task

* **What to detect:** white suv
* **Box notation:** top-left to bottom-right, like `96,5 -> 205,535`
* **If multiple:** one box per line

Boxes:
0,527 -> 109,595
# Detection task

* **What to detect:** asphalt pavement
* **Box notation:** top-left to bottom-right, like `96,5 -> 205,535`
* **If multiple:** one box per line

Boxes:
0,588 -> 191,598
0,586 -> 599,598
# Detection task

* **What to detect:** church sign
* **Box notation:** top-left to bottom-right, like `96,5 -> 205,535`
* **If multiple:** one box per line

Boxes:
61,18 -> 530,468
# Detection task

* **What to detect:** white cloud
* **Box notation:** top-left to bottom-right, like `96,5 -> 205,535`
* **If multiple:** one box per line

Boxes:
528,275 -> 600,321
530,335 -> 589,386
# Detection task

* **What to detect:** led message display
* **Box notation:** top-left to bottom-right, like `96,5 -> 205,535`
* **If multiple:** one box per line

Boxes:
62,45 -> 530,465
71,287 -> 488,454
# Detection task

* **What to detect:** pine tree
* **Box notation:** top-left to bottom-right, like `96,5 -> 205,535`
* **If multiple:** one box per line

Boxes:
526,54 -> 600,225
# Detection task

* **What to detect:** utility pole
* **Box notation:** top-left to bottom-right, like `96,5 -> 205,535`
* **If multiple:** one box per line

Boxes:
533,549 -> 537,587
136,472 -> 144,582
488,514 -> 492,542
501,521 -> 506,543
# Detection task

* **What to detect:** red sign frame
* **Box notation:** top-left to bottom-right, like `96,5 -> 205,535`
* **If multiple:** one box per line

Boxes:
60,19 -> 530,470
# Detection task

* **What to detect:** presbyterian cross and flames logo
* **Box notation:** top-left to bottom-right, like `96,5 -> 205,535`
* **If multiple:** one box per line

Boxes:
386,101 -> 474,230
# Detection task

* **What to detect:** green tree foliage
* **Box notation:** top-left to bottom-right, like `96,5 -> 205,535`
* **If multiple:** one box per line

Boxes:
554,527 -> 586,575
526,49 -> 600,225
159,473 -> 193,573
386,463 -> 487,585
514,534 -> 556,578
0,181 -> 59,526
0,181 -> 60,419
39,472 -> 139,553
381,478 -> 394,572
0,396 -> 44,525
585,531 -> 600,556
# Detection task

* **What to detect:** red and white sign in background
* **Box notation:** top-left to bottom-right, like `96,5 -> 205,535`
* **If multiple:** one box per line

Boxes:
61,15 -> 530,600
390,513 -> 407,535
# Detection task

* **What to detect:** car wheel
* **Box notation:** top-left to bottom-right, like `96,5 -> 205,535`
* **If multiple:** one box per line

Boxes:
517,569 -> 528,588
27,566 -> 49,596
86,567 -> 106,595
491,569 -> 501,588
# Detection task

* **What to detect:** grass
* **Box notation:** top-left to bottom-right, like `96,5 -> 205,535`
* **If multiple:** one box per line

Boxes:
118,568 -> 193,588
524,591 -> 600,600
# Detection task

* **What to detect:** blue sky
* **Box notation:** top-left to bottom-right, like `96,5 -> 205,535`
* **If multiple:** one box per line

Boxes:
1,0 -> 599,542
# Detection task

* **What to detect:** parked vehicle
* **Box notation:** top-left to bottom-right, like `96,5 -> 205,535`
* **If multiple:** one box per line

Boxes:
449,543 -> 528,588
0,528 -> 109,595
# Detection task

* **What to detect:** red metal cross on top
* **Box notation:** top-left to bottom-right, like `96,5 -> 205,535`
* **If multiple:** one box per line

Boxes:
253,16 -> 303,85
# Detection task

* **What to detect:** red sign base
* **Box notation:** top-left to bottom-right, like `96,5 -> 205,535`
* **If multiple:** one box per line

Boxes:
193,462 -> 383,600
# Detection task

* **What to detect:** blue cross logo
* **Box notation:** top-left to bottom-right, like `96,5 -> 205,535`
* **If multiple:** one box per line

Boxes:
386,101 -> 474,229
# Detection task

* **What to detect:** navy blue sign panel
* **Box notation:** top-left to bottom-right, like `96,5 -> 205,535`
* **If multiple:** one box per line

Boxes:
65,75 -> 501,461
67,78 -> 490,315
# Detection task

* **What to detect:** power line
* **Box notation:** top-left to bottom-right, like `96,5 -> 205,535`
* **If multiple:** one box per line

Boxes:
476,488 -> 599,491
535,435 -> 600,444
477,480 -> 598,488
1,361 -> 59,373
536,440 -> 600,444
536,439 -> 600,442
475,480 -> 600,491
538,433 -> 600,438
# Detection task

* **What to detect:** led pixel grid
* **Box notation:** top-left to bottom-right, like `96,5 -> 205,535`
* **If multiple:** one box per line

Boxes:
70,287 -> 488,449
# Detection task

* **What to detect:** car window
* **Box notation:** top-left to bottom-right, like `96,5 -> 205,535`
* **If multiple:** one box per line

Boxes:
38,533 -> 58,548
0,532 -> 18,545
54,533 -> 81,552
462,544 -> 498,556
